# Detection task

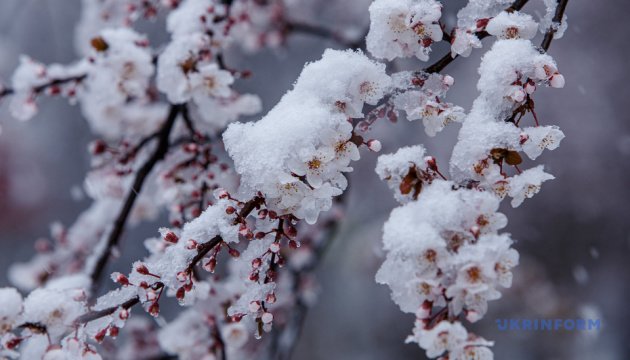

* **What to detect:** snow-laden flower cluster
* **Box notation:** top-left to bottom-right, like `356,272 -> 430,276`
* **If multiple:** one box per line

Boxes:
376,178 -> 516,358
367,0 -> 443,61
9,28 -> 166,139
81,28 -> 167,139
224,49 -> 391,224
374,7 -> 567,359
391,71 -> 465,136
157,1 -> 262,130
8,57 -> 85,121
450,38 -> 565,207
0,276 -> 96,359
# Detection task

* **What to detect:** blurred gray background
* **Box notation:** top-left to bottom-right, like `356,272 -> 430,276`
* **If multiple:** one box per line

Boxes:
0,1 -> 628,359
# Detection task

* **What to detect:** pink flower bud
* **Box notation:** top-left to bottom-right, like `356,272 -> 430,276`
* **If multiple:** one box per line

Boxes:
550,74 -> 565,88
113,272 -> 130,286
252,258 -> 262,269
176,271 -> 188,282
261,312 -> 273,324
367,139 -> 382,152
135,264 -> 149,275
203,258 -> 217,273
148,302 -> 160,317
186,239 -> 198,250
119,309 -> 129,320
228,248 -> 240,258
286,226 -> 298,239
89,140 -> 107,155
265,293 -> 276,304
164,231 -> 179,244
94,328 -> 107,343
176,287 -> 186,301
248,301 -> 261,313
524,80 -> 536,94
443,75 -> 454,87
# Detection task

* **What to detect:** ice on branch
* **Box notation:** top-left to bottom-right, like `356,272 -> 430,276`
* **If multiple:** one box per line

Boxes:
366,0 -> 443,61
540,0 -> 568,39
391,71 -> 465,136
450,39 -> 564,206
224,49 -> 391,224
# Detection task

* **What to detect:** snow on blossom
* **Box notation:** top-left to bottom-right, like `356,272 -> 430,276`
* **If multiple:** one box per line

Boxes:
450,39 -> 564,201
224,49 -> 391,224
157,33 -> 261,128
451,28 -> 482,57
166,0 -> 228,40
450,0 -> 515,58
367,0 -> 443,61
43,336 -> 101,360
0,288 -> 22,334
486,11 -> 538,40
507,165 -> 554,207
411,320 -> 493,360
8,56 -> 86,121
376,145 -> 443,203
520,125 -> 565,160
80,28 -> 165,139
540,0 -> 568,39
456,0 -> 513,30
20,279 -> 88,341
392,71 -> 465,136
376,181 -> 510,314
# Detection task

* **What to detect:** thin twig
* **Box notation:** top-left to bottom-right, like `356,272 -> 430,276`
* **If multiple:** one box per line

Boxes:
88,105 -> 182,289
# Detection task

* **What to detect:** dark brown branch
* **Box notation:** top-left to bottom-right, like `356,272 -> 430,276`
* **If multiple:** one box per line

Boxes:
424,0 -> 530,74
89,105 -> 182,289
540,0 -> 569,51
75,282 -> 164,324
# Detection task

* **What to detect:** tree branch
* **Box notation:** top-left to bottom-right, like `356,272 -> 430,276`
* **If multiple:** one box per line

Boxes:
88,105 -> 182,289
